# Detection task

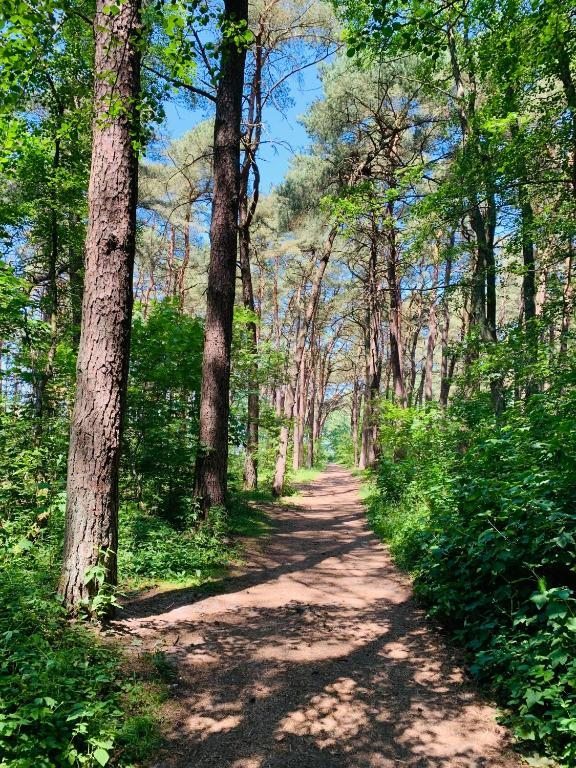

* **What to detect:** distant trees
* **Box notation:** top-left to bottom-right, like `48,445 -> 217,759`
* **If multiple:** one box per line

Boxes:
137,121 -> 213,312
3,0 -> 574,615
238,0 -> 336,490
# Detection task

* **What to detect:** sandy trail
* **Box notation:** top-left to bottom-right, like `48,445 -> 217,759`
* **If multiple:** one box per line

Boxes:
116,465 -> 522,768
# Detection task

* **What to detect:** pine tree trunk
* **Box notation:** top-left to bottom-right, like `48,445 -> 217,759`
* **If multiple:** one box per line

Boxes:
272,232 -> 335,496
239,201 -> 259,490
306,375 -> 315,469
387,240 -> 406,406
292,352 -> 306,470
424,266 -> 439,402
439,250 -> 453,407
58,0 -> 141,613
178,206 -> 191,310
237,28 -> 263,490
351,377 -> 360,467
194,0 -> 248,511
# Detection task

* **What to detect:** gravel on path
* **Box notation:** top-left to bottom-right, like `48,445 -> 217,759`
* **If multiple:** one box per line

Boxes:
115,465 -> 523,768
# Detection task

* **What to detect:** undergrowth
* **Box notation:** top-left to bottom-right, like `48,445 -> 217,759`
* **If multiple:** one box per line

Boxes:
0,557 -> 163,768
119,503 -> 233,586
0,476 -> 270,767
363,391 -> 576,767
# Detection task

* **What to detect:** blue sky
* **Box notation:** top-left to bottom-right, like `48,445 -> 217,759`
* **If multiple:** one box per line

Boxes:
161,65 -> 323,192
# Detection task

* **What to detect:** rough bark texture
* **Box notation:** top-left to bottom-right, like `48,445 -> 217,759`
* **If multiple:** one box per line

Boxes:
351,376 -> 360,467
387,231 -> 406,407
194,0 -> 248,511
424,266 -> 439,402
239,29 -> 263,490
439,251 -> 453,407
292,356 -> 306,471
238,190 -> 260,489
359,236 -> 382,468
239,220 -> 260,490
58,0 -> 141,612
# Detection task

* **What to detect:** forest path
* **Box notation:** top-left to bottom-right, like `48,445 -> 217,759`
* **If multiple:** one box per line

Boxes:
116,465 -> 522,768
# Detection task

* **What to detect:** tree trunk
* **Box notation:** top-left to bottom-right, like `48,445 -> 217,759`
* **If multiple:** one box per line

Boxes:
194,0 -> 248,511
387,237 -> 406,406
366,236 -> 382,462
519,189 -> 536,325
167,223 -> 176,298
560,243 -> 573,359
293,352 -> 306,470
238,33 -> 263,490
416,357 -> 426,407
272,231 -> 335,496
555,38 -> 576,203
239,196 -> 260,490
58,0 -> 141,613
351,377 -> 360,467
407,319 -> 420,405
424,266 -> 439,402
439,250 -> 453,407
306,361 -> 316,469
178,206 -> 191,310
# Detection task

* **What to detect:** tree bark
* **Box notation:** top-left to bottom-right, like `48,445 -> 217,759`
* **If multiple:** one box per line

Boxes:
387,232 -> 406,406
178,206 -> 191,310
293,351 -> 306,470
560,243 -> 573,359
306,356 -> 316,469
58,0 -> 141,613
239,195 -> 260,490
194,0 -> 249,511
424,266 -> 439,402
351,376 -> 360,467
439,249 -> 453,407
238,30 -> 263,490
272,231 -> 335,496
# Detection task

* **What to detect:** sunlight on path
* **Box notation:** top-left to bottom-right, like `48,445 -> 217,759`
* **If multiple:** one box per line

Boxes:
116,465 -> 522,768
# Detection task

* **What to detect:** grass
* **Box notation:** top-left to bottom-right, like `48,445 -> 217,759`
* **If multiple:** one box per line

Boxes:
290,466 -> 325,484
118,489 -> 274,589
228,487 -> 274,537
280,464 -> 326,498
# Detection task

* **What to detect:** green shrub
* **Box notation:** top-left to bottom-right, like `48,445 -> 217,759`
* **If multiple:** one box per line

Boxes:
123,301 -> 203,525
367,375 -> 576,765
0,561 -> 160,768
119,503 -> 234,583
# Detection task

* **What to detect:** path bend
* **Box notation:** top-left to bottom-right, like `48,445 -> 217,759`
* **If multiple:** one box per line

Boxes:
118,465 -> 522,768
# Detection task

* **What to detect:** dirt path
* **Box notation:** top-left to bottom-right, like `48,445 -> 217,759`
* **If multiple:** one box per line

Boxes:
117,465 -> 523,768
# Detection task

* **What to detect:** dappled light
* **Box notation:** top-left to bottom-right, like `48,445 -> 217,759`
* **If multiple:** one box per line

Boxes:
117,467 -> 520,767
3,0 -> 575,764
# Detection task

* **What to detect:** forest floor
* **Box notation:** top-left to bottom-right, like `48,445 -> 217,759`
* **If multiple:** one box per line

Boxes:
113,465 -> 524,768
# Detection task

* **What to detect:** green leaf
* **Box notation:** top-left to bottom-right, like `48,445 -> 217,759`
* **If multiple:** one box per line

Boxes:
93,747 -> 110,766
530,592 -> 548,609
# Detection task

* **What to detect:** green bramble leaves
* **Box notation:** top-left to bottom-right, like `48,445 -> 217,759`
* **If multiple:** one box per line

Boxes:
366,368 -> 576,764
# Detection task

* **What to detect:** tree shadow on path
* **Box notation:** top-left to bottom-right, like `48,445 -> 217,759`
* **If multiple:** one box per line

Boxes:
115,465 -> 522,768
